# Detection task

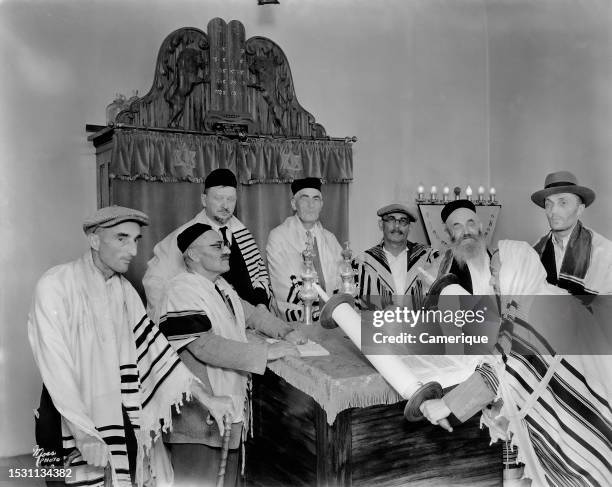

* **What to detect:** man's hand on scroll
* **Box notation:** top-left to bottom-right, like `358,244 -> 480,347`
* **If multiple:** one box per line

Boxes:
284,329 -> 307,345
420,399 -> 453,432
191,381 -> 234,435
267,341 -> 299,361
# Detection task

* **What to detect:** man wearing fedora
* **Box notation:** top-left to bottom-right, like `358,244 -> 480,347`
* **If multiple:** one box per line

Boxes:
531,171 -> 612,295
356,203 -> 438,309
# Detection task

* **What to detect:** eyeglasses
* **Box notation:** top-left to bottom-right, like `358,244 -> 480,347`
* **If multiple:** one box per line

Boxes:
382,216 -> 411,226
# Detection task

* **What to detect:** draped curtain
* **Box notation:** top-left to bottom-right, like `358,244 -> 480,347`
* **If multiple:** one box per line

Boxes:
108,129 -> 352,298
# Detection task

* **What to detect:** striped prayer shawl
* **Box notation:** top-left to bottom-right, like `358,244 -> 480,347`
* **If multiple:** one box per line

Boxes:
60,314 -> 188,487
144,211 -> 271,324
232,226 -> 272,301
28,252 -> 197,487
499,312 -> 612,486
533,221 -> 612,296
357,241 -> 438,309
477,241 -> 612,486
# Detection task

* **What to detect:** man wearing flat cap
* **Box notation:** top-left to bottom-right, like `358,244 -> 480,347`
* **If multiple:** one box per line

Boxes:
266,177 -> 343,322
531,170 -> 612,295
27,206 -> 232,486
157,223 -> 305,486
144,168 -> 272,325
356,203 -> 438,309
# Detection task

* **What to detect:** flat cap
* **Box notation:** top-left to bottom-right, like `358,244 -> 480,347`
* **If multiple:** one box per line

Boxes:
291,177 -> 322,195
177,223 -> 214,253
440,199 -> 476,223
83,206 -> 149,233
377,203 -> 416,222
205,168 -> 237,189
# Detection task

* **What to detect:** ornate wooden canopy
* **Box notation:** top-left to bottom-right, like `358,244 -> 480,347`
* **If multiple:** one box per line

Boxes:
115,18 -> 326,137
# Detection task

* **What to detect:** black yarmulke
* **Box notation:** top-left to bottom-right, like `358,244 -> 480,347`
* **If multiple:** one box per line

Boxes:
291,177 -> 322,195
204,168 -> 237,189
177,223 -> 213,253
440,199 -> 477,223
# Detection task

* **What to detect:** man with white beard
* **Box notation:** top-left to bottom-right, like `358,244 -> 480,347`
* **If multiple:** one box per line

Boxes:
421,199 -> 523,484
433,199 -> 494,295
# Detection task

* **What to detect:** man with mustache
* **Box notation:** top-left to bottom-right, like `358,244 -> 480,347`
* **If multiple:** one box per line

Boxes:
356,203 -> 438,309
27,206 -> 232,486
266,177 -> 343,322
144,168 -> 272,324
157,223 -> 304,486
531,170 -> 612,295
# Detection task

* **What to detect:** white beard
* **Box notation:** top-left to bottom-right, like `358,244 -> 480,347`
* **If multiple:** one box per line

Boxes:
452,234 -> 487,267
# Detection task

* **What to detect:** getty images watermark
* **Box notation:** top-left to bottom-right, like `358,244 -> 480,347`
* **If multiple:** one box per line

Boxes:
360,295 -> 611,356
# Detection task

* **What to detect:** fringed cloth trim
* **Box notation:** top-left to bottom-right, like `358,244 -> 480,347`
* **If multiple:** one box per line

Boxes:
109,173 -> 353,185
136,374 -> 198,487
267,356 -> 402,425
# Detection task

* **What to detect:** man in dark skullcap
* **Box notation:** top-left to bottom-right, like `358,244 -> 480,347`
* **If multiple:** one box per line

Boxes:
266,177 -> 343,322
144,168 -> 272,324
429,199 -> 494,295
157,222 -> 305,486
27,206 -> 232,486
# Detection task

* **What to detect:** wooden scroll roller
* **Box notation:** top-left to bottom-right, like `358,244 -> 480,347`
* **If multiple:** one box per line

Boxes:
316,284 -> 443,422
216,417 -> 232,487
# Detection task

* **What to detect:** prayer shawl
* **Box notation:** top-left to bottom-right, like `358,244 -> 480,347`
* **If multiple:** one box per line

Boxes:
533,220 -> 612,295
484,240 -> 612,486
28,252 -> 198,487
158,273 -> 249,424
357,241 -> 438,309
144,209 -> 271,324
266,215 -> 343,322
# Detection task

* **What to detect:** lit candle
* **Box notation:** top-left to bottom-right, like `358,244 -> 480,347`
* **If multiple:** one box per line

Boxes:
453,186 -> 461,200
489,187 -> 497,203
478,185 -> 485,203
465,185 -> 473,201
417,183 -> 425,201
430,185 -> 438,202
443,185 -> 450,202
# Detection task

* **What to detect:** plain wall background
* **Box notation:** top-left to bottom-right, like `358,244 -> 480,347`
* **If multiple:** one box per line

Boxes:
1,0 -> 610,456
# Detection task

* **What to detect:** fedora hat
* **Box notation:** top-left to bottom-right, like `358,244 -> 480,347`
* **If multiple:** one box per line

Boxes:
530,171 -> 595,208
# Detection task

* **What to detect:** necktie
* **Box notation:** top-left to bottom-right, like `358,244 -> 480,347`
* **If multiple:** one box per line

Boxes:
306,230 -> 327,291
219,226 -> 230,248
214,283 -> 235,317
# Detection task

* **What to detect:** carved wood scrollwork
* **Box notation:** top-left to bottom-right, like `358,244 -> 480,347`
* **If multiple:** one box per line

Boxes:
116,27 -> 209,129
246,37 -> 325,137
115,18 -> 326,137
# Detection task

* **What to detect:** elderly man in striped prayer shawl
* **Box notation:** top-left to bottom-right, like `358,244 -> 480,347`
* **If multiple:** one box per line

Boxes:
420,240 -> 612,487
157,222 -> 305,486
28,206 -> 233,487
356,203 -> 438,310
144,168 -> 272,325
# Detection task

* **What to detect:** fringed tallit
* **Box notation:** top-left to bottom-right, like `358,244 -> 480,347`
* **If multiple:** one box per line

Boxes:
28,252 -> 198,487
